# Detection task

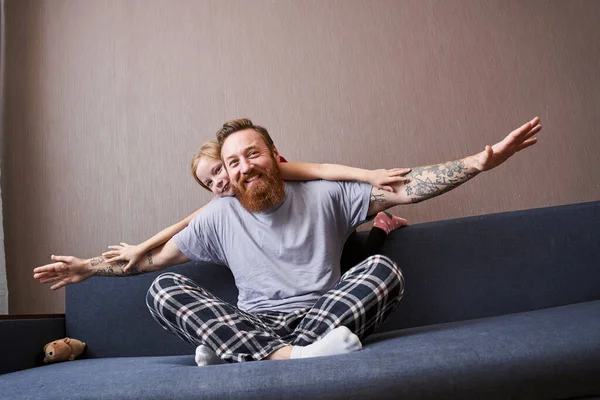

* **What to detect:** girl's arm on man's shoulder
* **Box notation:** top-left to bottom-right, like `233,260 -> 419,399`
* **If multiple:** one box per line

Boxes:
279,162 -> 410,192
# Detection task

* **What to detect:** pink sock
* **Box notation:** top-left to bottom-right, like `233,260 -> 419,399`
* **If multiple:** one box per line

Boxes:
373,212 -> 408,235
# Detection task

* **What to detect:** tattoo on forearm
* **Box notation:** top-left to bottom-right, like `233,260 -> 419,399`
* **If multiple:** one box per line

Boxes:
92,259 -> 142,277
404,160 -> 479,203
147,251 -> 153,265
90,257 -> 104,266
370,190 -> 386,203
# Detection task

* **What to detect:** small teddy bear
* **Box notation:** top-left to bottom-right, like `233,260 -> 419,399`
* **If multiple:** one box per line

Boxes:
43,337 -> 86,364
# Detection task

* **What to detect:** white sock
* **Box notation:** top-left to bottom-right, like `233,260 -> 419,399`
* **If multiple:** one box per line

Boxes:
290,326 -> 362,359
195,344 -> 225,366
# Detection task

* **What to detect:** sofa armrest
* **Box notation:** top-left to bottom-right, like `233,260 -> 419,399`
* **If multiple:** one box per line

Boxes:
0,314 -> 66,374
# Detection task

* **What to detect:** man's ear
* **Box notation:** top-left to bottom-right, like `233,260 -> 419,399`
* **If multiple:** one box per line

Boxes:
272,146 -> 280,162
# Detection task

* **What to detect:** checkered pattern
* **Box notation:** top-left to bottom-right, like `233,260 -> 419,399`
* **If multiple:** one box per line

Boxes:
146,255 -> 404,362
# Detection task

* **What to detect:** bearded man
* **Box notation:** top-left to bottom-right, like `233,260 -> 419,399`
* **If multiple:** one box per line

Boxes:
34,117 -> 542,364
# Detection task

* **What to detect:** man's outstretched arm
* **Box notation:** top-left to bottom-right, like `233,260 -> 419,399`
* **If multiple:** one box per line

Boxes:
33,238 -> 190,290
368,116 -> 542,215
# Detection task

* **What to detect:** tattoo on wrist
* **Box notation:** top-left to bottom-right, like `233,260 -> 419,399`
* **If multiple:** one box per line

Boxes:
147,251 -> 153,265
405,160 -> 478,203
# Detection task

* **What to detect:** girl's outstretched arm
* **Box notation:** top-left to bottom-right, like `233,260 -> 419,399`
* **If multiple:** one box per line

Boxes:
102,203 -> 208,269
279,162 -> 411,192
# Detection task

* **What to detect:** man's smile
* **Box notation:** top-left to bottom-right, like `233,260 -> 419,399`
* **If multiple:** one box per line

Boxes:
244,174 -> 261,186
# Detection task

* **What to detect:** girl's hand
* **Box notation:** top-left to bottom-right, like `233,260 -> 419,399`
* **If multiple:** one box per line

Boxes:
368,168 -> 411,192
102,242 -> 143,271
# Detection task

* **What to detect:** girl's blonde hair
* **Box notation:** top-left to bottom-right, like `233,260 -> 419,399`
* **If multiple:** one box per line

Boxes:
190,140 -> 221,192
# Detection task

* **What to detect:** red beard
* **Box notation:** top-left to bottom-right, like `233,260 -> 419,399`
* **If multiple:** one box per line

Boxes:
234,161 -> 285,213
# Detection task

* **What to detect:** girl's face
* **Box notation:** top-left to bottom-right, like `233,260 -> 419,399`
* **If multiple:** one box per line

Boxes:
195,156 -> 234,197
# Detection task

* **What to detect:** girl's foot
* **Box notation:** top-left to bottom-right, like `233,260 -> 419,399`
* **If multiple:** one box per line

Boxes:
373,212 -> 408,235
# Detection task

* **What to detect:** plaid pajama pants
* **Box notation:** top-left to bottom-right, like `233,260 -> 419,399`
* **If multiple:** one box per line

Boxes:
146,254 -> 404,363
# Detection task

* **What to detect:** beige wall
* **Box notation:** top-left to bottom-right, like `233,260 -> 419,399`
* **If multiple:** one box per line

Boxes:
3,0 -> 600,314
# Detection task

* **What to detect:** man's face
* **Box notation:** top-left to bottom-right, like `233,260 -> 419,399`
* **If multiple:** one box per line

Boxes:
221,129 -> 285,212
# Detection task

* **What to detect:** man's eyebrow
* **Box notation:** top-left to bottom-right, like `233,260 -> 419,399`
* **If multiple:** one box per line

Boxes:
224,144 -> 259,161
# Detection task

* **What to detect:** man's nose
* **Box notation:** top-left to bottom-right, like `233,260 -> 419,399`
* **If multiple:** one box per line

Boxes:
239,158 -> 253,174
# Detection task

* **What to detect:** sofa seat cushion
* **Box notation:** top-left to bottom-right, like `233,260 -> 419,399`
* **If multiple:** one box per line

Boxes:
2,301 -> 599,400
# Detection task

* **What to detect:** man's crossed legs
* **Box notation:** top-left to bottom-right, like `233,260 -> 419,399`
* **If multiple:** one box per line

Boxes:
146,255 -> 404,363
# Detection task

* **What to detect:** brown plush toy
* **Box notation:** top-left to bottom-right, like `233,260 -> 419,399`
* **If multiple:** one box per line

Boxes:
43,337 -> 86,364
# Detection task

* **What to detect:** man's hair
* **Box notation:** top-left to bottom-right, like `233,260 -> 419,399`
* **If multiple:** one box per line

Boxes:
216,118 -> 275,153
190,140 -> 221,192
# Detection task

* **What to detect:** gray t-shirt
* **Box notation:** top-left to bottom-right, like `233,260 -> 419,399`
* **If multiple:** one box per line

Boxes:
174,180 -> 372,313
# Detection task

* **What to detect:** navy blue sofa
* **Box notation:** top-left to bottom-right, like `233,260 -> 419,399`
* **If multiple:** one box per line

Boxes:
2,201 -> 600,399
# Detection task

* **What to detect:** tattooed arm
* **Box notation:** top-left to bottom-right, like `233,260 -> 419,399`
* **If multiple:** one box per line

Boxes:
368,116 -> 542,215
368,158 -> 480,214
33,239 -> 189,290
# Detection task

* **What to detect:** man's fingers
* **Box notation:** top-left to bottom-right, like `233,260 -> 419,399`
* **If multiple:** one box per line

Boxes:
520,117 -> 540,133
33,265 -> 53,274
33,262 -> 65,274
40,276 -> 64,284
511,117 -> 540,139
380,186 -> 394,192
107,245 -> 122,250
34,271 -> 58,279
523,124 -> 542,140
516,138 -> 538,152
51,279 -> 70,291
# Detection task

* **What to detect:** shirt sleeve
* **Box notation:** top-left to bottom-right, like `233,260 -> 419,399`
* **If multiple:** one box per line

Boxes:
334,181 -> 373,231
173,212 -> 224,264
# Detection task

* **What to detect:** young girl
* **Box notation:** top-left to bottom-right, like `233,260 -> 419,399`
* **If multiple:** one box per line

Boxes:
102,139 -> 409,272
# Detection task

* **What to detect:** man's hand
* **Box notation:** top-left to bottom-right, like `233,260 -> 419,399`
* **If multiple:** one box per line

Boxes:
33,255 -> 95,290
367,116 -> 542,215
472,116 -> 541,172
33,240 -> 190,290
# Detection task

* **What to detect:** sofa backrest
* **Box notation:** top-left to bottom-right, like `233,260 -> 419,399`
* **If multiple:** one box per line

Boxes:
66,201 -> 600,358
375,200 -> 600,333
